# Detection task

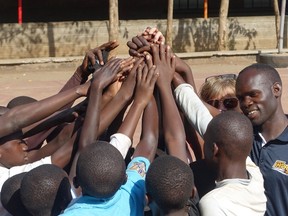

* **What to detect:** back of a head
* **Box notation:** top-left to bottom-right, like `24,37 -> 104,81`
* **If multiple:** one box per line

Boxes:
76,141 -> 126,198
20,164 -> 72,216
0,106 -> 9,116
146,155 -> 194,213
1,172 -> 31,216
204,111 -> 253,160
7,96 -> 37,109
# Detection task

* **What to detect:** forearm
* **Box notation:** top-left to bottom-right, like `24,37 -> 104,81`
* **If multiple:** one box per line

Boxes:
78,85 -> 103,151
117,101 -> 146,140
133,97 -> 159,162
158,86 -> 187,163
0,84 -> 87,138
175,56 -> 196,89
58,67 -> 87,109
22,108 -> 75,137
99,90 -> 130,136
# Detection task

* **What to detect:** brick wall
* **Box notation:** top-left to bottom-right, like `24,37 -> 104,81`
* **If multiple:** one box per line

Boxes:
0,16 -> 285,59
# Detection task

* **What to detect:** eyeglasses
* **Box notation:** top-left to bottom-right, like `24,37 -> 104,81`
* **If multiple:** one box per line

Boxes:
207,97 -> 238,110
205,74 -> 237,82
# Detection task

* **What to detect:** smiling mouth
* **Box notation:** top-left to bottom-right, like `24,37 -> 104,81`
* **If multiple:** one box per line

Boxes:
246,110 -> 258,118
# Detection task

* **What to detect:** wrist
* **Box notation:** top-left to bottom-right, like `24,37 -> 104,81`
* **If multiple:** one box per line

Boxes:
75,66 -> 88,81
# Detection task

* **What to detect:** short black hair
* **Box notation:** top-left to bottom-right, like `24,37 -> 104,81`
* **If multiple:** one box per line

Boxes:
1,172 -> 31,216
0,105 -> 9,116
20,164 -> 72,216
76,141 -> 126,198
146,155 -> 194,213
7,96 -> 37,109
239,63 -> 282,85
205,111 -> 253,160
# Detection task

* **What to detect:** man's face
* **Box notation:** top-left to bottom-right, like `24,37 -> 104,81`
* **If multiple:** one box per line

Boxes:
236,69 -> 278,127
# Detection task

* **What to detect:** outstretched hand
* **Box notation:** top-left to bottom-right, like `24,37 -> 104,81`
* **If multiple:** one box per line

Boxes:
127,36 -> 150,57
79,40 -> 120,78
134,62 -> 159,106
151,44 -> 176,89
142,27 -> 165,44
118,57 -> 144,101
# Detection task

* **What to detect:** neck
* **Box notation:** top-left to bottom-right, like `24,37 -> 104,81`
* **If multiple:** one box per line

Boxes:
217,160 -> 248,181
258,111 -> 288,142
163,208 -> 188,216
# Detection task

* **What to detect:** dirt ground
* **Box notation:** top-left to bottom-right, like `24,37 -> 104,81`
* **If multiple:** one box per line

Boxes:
1,55 -> 288,143
1,55 -> 288,108
0,55 -> 258,105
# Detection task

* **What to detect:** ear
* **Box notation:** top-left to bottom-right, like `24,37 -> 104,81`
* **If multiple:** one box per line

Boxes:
73,176 -> 79,188
213,143 -> 219,157
191,186 -> 198,199
122,174 -> 128,185
145,194 -> 151,206
272,82 -> 282,98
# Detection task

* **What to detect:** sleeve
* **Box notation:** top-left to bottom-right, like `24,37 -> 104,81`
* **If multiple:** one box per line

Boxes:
109,133 -> 132,158
0,156 -> 52,190
9,156 -> 52,177
126,157 -> 150,181
123,157 -> 150,210
174,83 -> 212,137
199,196 -> 226,216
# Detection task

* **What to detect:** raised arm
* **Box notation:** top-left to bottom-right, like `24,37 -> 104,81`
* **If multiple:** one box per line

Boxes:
78,58 -> 126,151
0,82 -> 90,139
132,95 -> 159,162
117,60 -> 158,142
152,44 -> 188,163
98,58 -> 142,136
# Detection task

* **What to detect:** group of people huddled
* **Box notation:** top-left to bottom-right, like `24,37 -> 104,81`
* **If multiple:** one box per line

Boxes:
0,27 -> 287,216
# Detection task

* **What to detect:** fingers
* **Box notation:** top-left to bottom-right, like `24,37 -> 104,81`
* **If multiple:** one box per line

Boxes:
138,60 -> 158,84
132,36 -> 149,48
137,45 -> 151,54
136,63 -> 144,84
159,43 -> 165,61
149,66 -> 159,86
119,57 -> 135,76
151,44 -> 160,63
99,40 -> 119,51
127,41 -> 138,50
142,65 -> 149,82
138,36 -> 150,47
86,50 -> 96,66
95,49 -> 104,66
145,54 -> 153,69
129,49 -> 142,58
154,31 -> 165,44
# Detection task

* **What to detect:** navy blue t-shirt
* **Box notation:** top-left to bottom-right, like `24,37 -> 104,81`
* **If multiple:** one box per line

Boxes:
251,126 -> 288,216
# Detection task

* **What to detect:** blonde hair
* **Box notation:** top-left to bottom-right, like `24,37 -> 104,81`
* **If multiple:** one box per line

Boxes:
199,77 -> 236,102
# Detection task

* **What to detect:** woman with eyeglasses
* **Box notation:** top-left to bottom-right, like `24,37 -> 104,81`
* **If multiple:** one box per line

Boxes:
199,74 -> 242,114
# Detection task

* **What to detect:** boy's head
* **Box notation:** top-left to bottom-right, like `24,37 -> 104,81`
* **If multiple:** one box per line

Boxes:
20,164 -> 72,216
204,110 -> 253,162
75,141 -> 126,198
1,172 -> 31,216
7,96 -> 37,109
0,105 -> 9,116
146,155 -> 196,214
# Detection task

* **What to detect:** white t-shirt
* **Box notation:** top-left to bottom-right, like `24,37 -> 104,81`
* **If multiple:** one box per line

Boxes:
199,157 -> 267,216
109,133 -> 131,158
